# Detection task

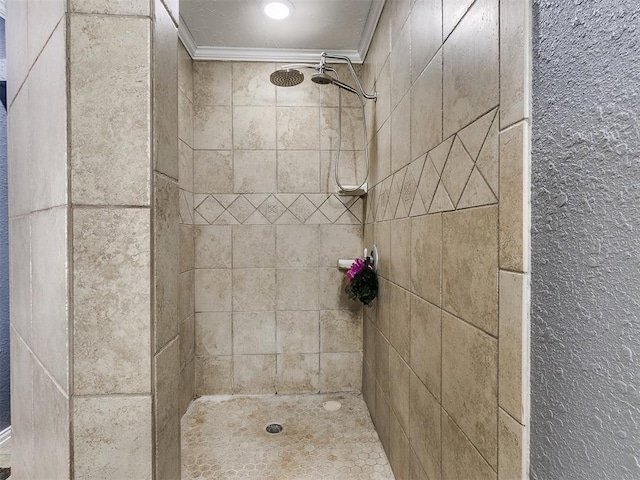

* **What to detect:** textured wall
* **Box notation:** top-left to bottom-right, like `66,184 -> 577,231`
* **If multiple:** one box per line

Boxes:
361,0 -> 531,478
530,1 -> 640,479
190,61 -> 365,395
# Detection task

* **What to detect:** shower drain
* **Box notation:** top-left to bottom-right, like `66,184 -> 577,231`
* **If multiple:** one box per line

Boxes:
265,423 -> 284,434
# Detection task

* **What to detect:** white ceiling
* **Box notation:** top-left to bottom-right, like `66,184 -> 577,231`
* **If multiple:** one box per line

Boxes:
179,0 -> 385,63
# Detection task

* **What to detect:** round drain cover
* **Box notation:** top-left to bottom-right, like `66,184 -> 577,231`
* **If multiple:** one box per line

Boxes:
265,423 -> 284,434
323,400 -> 342,411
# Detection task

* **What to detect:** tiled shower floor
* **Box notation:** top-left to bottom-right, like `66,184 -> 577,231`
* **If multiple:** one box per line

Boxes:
181,393 -> 395,480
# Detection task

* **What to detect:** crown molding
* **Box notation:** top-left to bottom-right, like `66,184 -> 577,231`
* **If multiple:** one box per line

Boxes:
178,0 -> 386,64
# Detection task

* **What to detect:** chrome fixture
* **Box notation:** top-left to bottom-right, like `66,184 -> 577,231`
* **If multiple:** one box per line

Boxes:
269,52 -> 377,195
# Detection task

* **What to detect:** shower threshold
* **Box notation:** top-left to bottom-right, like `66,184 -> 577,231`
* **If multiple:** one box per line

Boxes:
181,392 -> 395,480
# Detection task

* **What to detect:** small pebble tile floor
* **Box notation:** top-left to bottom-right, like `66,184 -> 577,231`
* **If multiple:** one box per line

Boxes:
181,392 -> 395,480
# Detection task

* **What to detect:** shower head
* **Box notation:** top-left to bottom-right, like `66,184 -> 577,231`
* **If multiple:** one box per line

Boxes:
311,72 -> 334,85
270,68 -> 304,87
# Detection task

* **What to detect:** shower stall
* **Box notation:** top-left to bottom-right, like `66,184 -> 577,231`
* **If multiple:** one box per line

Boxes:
5,0 -> 532,478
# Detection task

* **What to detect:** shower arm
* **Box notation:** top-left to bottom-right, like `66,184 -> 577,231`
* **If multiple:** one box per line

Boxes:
321,52 -> 377,101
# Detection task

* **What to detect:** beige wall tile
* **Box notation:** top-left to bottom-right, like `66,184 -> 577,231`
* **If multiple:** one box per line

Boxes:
178,90 -> 193,147
319,224 -> 362,267
499,271 -> 529,423
6,0 -> 29,105
389,412 -> 410,480
194,61 -> 232,106
318,267 -> 360,310
233,150 -> 277,193
443,206 -> 498,336
194,225 -> 232,269
411,52 -> 443,162
500,0 -> 531,127
29,22 -> 68,211
193,150 -> 233,193
375,328 -> 390,394
7,86 -> 30,216
179,141 -> 194,192
411,0 -> 443,83
375,60 -> 392,130
233,311 -> 276,354
233,354 -> 276,394
196,355 -> 232,395
154,338 -> 181,480
277,268 -> 319,311
154,175 -> 180,351
32,365 -> 70,480
10,334 -> 35,480
498,409 -> 528,480
389,347 -> 410,434
70,0 -> 149,14
390,18 -> 411,111
153,0 -> 179,180
74,208 -> 150,394
178,270 -> 195,321
410,295 -> 441,400
27,0 -> 64,68
195,269 -> 232,312
390,284 -> 411,362
277,150 -> 321,193
70,14 -> 151,206
74,396 -> 152,479
409,372 -> 441,480
9,217 -> 31,344
277,311 -> 320,353
276,225 -> 320,268
442,312 -> 498,469
442,0 -> 475,38
276,353 -> 320,393
233,268 -> 276,311
499,122 -> 530,272
277,107 -> 320,150
233,225 -> 276,268
31,207 -> 68,391
178,43 -> 193,102
320,309 -> 362,353
180,315 -> 195,370
411,214 -> 442,306
443,0 -> 499,137
391,94 -> 411,172
389,0 -> 411,45
320,107 -> 364,151
374,220 -> 391,278
390,218 -> 411,289
363,360 -> 376,414
279,74 -> 320,106
320,352 -> 362,392
194,105 -> 233,150
376,277 -> 391,338
410,449 -> 430,480
196,312 -> 232,356
234,106 -> 277,149
376,382 -> 391,451
232,62 -> 277,106
180,359 -> 196,414
442,411 -> 497,480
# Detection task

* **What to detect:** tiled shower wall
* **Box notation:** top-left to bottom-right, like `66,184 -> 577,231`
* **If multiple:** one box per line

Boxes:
361,0 -> 530,479
191,61 -> 367,395
178,42 -> 196,415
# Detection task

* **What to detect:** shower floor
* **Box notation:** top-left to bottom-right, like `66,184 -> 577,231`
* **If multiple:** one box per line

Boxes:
181,392 -> 395,480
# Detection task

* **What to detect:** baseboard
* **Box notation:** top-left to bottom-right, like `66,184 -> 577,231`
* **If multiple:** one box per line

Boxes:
0,427 -> 10,448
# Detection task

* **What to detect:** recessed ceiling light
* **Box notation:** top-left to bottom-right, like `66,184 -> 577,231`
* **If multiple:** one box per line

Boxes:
261,0 -> 293,20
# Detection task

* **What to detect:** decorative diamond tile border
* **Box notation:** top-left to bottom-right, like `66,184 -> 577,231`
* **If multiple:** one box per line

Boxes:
367,107 -> 499,222
194,193 -> 364,226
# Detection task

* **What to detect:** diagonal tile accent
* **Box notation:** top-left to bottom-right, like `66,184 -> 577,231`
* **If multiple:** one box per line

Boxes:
457,167 -> 497,209
194,194 -> 209,209
214,210 -> 240,225
409,189 -> 428,216
418,158 -> 440,212
429,136 -> 455,175
213,194 -> 239,209
196,195 -> 225,223
193,210 -> 208,225
275,210 -> 303,224
305,194 -> 330,208
244,194 -> 270,208
275,194 -> 300,208
227,195 -> 255,223
457,108 -> 498,160
290,195 -> 318,222
375,179 -> 390,222
244,209 -> 271,224
305,210 -> 332,224
476,113 -> 499,197
440,137 -> 474,207
429,183 -> 455,213
348,198 -> 364,223
335,210 -> 361,225
400,163 -> 419,217
385,168 -> 405,220
319,195 -> 347,223
258,195 -> 287,223
180,190 -> 194,225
